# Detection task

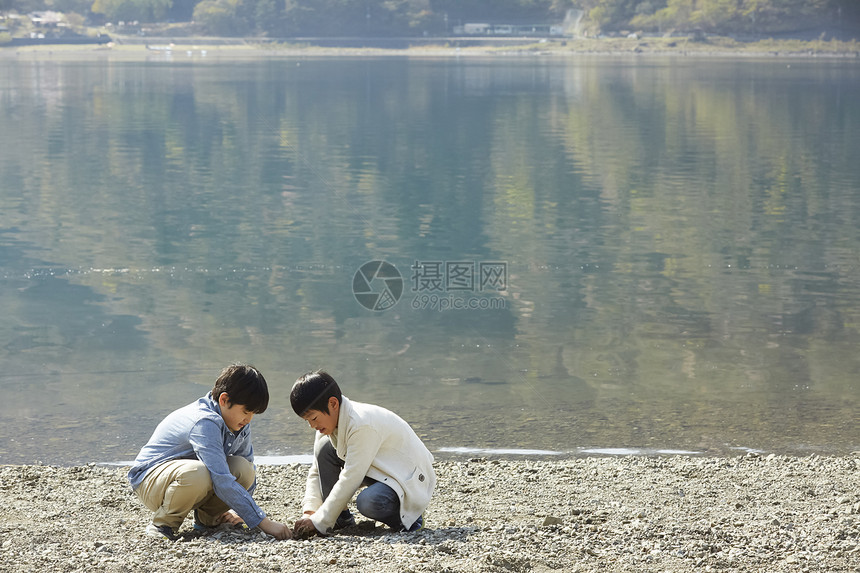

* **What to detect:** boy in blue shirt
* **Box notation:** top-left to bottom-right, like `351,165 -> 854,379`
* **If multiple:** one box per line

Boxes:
128,363 -> 292,540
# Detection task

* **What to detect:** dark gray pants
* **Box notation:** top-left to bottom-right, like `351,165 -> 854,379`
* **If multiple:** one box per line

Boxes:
315,439 -> 406,530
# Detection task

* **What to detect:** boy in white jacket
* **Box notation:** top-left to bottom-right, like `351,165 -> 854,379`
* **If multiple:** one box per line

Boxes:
290,370 -> 435,537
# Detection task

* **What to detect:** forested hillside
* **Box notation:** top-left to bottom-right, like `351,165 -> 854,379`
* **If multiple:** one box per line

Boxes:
1,0 -> 858,39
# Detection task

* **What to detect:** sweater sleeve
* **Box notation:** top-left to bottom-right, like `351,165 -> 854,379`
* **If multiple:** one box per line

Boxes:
310,426 -> 382,534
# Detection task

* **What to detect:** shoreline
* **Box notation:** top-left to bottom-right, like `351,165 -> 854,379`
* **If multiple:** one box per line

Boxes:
8,439 -> 860,468
25,443 -> 860,469
2,454 -> 857,572
2,36 -> 859,60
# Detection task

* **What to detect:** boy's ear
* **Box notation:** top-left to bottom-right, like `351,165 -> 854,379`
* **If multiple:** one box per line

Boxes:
328,396 -> 340,413
218,392 -> 230,408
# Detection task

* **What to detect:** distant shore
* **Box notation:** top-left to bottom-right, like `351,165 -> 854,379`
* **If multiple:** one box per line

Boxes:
1,454 -> 858,572
2,34 -> 859,60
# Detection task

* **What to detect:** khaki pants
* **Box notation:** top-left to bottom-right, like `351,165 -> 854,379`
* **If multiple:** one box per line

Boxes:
134,456 -> 255,530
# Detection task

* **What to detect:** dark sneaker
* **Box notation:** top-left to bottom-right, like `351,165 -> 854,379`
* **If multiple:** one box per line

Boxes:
408,515 -> 424,532
145,523 -> 179,541
192,510 -> 212,533
333,511 -> 356,530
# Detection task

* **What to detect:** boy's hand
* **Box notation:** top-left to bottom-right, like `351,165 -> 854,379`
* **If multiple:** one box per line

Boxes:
258,517 -> 293,540
293,517 -> 319,539
215,510 -> 244,526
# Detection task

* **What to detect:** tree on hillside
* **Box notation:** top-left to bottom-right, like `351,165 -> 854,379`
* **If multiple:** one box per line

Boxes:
380,0 -> 434,34
581,0 -> 637,30
431,0 -> 567,23
622,0 -> 836,35
192,0 -> 251,35
91,0 -> 171,22
253,0 -> 283,35
738,0 -> 831,33
271,0 -> 435,36
53,0 -> 95,16
281,0 -> 366,36
168,0 -> 198,20
4,0 -> 43,13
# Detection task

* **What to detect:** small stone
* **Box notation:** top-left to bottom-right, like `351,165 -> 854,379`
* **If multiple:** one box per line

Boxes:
542,516 -> 563,526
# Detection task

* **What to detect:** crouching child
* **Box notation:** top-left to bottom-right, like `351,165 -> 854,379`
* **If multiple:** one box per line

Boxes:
128,363 -> 292,540
291,370 -> 436,537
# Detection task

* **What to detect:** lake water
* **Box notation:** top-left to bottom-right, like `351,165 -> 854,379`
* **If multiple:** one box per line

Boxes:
1,54 -> 858,465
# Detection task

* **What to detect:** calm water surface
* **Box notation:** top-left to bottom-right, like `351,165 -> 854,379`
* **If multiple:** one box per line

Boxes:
1,54 -> 858,464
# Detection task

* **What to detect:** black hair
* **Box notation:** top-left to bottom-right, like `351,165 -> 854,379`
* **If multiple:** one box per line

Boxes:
290,370 -> 342,416
211,363 -> 269,414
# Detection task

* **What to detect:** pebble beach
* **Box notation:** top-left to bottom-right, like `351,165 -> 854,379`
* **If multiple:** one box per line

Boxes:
1,454 -> 858,572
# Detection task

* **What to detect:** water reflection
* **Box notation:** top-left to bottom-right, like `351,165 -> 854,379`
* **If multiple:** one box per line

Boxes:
0,57 -> 858,464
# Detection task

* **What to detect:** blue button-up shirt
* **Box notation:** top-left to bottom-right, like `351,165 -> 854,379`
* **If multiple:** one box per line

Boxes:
127,393 -> 267,528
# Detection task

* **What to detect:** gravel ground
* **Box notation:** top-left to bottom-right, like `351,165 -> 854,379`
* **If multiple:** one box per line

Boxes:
1,454 -> 858,572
